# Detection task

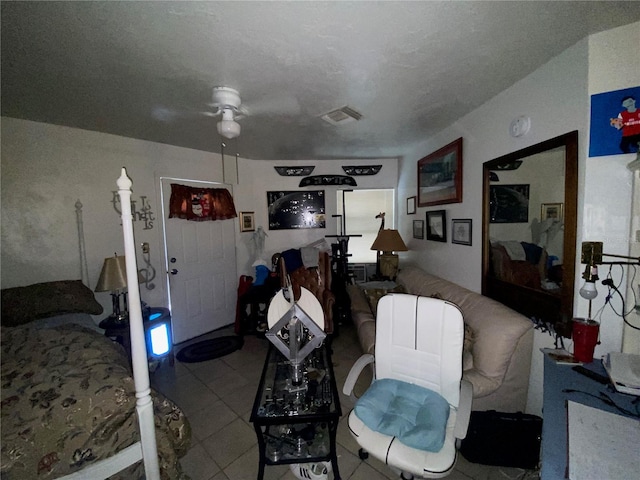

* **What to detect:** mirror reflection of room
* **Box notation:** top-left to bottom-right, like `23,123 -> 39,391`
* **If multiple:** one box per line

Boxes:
488,147 -> 565,294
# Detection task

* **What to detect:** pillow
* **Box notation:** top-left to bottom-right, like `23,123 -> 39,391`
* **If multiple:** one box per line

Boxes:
362,284 -> 407,316
355,378 -> 450,452
1,280 -> 104,326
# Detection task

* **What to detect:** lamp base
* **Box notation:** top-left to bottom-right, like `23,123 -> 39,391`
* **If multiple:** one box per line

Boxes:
378,253 -> 399,280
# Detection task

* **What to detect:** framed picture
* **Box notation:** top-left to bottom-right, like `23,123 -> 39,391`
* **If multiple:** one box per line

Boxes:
413,219 -> 424,239
417,137 -> 463,207
407,196 -> 416,215
452,218 -> 472,245
239,211 -> 255,232
541,202 -> 563,222
489,184 -> 530,223
426,210 -> 447,242
266,190 -> 326,230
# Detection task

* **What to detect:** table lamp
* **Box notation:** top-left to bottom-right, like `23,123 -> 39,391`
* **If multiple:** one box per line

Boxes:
371,229 -> 408,280
95,254 -> 143,323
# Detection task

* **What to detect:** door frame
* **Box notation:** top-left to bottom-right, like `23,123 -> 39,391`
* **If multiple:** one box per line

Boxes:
158,176 -> 237,317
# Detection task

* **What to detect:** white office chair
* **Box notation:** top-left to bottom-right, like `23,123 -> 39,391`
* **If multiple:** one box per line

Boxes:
343,294 -> 472,479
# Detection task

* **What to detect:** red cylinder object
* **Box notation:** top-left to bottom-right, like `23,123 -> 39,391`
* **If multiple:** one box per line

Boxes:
572,318 -> 600,363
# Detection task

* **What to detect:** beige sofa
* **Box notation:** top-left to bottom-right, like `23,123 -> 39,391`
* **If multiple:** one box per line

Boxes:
347,265 -> 533,413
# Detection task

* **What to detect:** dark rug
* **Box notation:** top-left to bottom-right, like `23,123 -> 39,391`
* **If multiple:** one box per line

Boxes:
176,336 -> 244,363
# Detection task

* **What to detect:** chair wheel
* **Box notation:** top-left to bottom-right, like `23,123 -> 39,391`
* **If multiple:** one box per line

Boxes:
358,448 -> 369,460
400,473 -> 414,480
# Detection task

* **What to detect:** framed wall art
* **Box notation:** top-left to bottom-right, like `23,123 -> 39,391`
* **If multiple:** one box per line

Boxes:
407,196 -> 416,215
489,184 -> 530,223
541,202 -> 563,222
266,190 -> 326,230
426,210 -> 447,242
413,219 -> 424,239
417,137 -> 463,207
239,211 -> 255,232
451,218 -> 472,245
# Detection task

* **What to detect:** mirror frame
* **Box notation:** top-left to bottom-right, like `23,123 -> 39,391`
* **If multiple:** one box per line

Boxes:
482,131 -> 578,337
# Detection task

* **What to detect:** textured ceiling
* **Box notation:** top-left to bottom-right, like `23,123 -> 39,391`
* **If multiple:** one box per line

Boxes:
2,1 -> 639,160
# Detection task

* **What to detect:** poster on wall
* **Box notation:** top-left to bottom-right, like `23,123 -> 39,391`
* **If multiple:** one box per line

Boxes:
489,184 -> 530,223
589,86 -> 640,157
267,190 -> 326,230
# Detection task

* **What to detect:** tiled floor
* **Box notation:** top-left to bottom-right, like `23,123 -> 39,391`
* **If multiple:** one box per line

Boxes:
151,322 -> 538,480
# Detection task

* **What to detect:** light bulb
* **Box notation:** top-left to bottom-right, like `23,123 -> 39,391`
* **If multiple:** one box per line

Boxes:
579,281 -> 598,300
217,108 -> 241,139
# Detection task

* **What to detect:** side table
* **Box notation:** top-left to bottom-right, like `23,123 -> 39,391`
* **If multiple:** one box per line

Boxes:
250,343 -> 342,480
99,316 -> 132,359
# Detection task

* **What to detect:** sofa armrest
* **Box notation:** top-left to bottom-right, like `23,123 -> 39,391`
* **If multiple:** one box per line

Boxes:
342,353 -> 375,404
462,369 -> 501,398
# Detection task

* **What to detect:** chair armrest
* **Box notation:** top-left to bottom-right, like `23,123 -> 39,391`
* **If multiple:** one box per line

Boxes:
342,353 -> 375,403
454,379 -> 473,440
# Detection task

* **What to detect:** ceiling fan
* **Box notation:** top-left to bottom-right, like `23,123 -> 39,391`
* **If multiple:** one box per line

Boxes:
207,86 -> 243,139
152,86 -> 301,140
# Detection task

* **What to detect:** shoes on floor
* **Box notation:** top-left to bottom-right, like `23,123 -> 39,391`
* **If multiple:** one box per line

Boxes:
290,461 -> 332,480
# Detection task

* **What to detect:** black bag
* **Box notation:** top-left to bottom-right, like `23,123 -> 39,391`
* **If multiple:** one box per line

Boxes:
459,410 -> 542,469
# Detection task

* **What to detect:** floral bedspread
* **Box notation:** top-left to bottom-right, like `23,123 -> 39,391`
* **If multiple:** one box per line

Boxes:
1,323 -> 191,479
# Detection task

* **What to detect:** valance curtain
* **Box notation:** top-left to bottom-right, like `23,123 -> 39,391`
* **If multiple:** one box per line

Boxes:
168,184 -> 237,221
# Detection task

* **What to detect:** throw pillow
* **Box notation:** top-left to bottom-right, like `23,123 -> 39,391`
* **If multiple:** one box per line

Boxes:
362,284 -> 407,316
1,280 -> 104,327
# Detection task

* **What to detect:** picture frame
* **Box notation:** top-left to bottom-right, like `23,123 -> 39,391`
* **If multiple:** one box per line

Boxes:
407,196 -> 416,215
541,202 -> 563,222
239,211 -> 255,232
413,219 -> 424,239
266,190 -> 326,230
489,184 -> 530,223
426,210 -> 447,242
451,218 -> 472,245
417,137 -> 463,207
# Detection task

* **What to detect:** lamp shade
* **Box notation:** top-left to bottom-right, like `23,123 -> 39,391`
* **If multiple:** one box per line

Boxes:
370,229 -> 408,252
95,255 -> 144,292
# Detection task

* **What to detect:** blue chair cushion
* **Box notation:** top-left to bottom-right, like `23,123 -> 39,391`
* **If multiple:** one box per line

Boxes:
354,378 -> 450,452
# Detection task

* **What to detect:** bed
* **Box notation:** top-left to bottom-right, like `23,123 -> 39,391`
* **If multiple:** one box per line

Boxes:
1,169 -> 190,479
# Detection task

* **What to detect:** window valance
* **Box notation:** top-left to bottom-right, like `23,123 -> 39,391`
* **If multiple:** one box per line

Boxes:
168,184 -> 237,221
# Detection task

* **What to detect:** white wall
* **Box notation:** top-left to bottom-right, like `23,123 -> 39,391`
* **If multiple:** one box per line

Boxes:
1,117 -> 398,326
233,157 -> 398,277
397,21 -> 639,415
1,118 -> 226,319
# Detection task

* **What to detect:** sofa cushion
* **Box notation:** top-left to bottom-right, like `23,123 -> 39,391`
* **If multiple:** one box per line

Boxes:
397,267 -> 532,383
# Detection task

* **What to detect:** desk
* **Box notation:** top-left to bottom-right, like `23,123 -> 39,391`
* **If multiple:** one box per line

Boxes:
541,354 -> 639,479
250,344 -> 342,479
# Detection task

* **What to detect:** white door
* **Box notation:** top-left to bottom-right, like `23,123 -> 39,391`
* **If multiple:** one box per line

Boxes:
161,178 -> 237,344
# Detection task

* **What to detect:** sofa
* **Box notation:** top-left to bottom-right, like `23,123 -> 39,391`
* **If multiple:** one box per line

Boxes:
347,265 -> 534,413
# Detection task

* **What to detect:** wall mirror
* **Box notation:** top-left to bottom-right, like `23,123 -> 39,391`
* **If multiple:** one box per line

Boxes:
482,131 -> 578,337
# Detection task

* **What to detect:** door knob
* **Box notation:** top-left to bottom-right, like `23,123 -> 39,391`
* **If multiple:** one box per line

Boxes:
170,269 -> 178,275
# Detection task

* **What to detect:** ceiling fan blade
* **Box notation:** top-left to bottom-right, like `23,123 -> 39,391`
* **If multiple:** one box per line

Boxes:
241,94 -> 301,117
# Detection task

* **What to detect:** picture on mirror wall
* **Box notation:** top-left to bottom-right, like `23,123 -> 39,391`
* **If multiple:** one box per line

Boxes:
267,190 -> 326,230
489,184 -> 530,223
426,210 -> 447,242
451,219 -> 472,246
541,203 -> 563,222
239,211 -> 255,232
413,219 -> 424,239
417,138 -> 463,207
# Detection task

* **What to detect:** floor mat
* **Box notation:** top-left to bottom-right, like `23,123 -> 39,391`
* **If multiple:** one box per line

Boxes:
176,336 -> 244,363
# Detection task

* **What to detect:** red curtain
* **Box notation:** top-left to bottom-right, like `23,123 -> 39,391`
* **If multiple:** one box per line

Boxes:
168,184 -> 238,221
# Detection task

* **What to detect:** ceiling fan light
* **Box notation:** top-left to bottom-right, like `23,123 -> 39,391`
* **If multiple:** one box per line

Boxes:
217,119 -> 241,139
